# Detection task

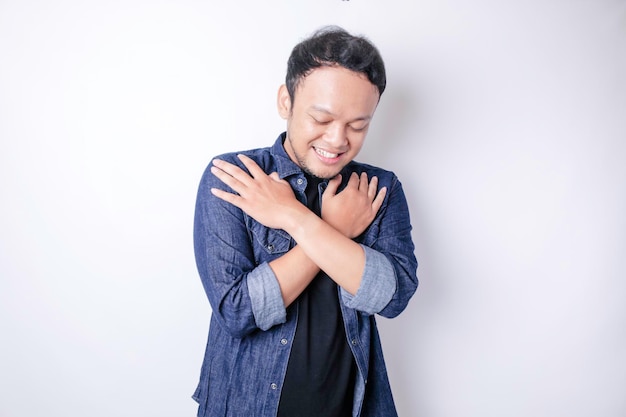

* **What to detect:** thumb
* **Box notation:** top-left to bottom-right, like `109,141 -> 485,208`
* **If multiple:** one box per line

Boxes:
323,174 -> 342,199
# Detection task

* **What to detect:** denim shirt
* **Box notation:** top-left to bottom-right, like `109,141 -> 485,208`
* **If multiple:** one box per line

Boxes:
193,133 -> 418,417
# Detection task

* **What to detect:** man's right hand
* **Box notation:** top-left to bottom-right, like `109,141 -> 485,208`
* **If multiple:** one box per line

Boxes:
321,172 -> 387,239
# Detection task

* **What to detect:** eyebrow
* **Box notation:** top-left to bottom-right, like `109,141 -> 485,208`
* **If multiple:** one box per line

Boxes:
309,105 -> 372,122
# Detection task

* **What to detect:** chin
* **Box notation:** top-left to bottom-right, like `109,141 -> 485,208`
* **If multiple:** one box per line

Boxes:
308,167 -> 343,180
301,156 -> 348,179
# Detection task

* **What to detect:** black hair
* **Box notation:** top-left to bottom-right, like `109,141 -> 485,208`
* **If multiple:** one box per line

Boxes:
285,26 -> 386,105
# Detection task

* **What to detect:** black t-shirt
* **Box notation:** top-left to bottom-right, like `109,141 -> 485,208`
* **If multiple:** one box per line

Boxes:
277,174 -> 357,417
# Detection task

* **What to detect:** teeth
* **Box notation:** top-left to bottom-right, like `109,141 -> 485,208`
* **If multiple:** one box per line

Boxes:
315,148 -> 339,158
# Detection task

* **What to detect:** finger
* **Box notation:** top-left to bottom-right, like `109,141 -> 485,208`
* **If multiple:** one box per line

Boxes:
269,172 -> 281,181
212,158 -> 253,187
346,172 -> 360,189
371,186 -> 387,213
211,164 -> 247,193
367,176 -> 379,200
323,174 -> 342,199
237,154 -> 268,179
359,172 -> 369,192
210,187 -> 242,207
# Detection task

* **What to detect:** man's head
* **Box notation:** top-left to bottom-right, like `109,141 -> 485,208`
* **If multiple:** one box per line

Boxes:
278,27 -> 386,179
285,26 -> 386,107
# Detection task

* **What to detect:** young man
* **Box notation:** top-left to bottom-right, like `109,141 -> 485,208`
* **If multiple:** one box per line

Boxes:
193,26 -> 418,417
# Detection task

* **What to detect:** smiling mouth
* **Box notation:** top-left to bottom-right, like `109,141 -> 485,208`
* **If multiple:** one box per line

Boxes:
314,147 -> 341,159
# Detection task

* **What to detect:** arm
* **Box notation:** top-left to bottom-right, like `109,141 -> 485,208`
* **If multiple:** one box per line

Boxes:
196,159 -> 317,335
210,155 -> 387,296
268,245 -> 319,307
342,174 -> 419,318
195,154 -> 385,337
194,164 -> 265,337
266,171 -> 386,306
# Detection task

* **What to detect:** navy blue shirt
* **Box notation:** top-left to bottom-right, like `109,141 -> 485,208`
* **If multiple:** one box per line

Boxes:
193,133 -> 418,417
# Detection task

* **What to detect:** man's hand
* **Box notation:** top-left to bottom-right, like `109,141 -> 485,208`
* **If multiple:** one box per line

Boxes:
210,154 -> 303,230
211,155 -> 386,240
322,172 -> 387,238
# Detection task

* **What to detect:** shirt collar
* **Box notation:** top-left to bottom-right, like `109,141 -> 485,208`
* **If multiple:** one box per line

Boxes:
270,132 -> 305,180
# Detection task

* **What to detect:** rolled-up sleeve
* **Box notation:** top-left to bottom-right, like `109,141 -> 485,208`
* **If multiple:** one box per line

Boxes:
247,262 -> 287,330
339,169 -> 418,318
340,245 -> 397,314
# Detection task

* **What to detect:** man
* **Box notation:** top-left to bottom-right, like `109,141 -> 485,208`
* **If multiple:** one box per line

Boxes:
193,26 -> 418,417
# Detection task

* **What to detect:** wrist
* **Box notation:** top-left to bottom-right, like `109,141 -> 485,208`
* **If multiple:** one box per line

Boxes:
283,205 -> 321,241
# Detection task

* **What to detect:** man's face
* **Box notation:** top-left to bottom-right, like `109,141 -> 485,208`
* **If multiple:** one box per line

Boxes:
277,66 -> 380,179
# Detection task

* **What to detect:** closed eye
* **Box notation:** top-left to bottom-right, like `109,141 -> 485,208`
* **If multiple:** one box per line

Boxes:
349,124 -> 369,132
312,116 -> 332,125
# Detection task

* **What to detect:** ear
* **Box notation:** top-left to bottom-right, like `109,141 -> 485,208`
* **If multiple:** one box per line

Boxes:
277,84 -> 291,120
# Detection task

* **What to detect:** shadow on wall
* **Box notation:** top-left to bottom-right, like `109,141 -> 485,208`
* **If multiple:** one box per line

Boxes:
359,87 -> 418,166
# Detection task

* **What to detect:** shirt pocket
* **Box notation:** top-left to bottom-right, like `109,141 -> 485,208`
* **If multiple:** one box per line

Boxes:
246,215 -> 292,263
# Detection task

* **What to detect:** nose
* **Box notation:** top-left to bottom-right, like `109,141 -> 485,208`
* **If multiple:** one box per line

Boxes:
323,123 -> 348,149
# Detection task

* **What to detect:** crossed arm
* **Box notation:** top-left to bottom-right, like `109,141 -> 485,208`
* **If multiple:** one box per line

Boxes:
210,154 -> 387,307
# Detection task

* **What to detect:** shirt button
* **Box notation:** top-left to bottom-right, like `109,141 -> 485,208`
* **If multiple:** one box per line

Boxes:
271,383 -> 278,390
296,178 -> 304,185
280,338 -> 288,345
351,339 -> 358,345
267,244 -> 274,252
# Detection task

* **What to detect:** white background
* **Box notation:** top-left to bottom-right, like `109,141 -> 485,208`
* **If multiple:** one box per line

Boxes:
1,1 -> 625,416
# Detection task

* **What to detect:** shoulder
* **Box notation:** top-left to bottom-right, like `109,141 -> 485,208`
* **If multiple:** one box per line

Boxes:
199,145 -> 274,178
212,145 -> 273,166
195,146 -> 271,193
344,160 -> 399,185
